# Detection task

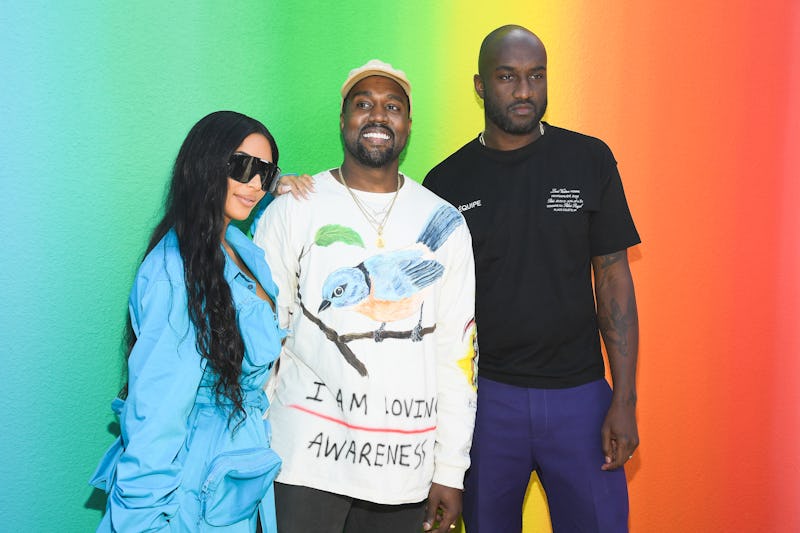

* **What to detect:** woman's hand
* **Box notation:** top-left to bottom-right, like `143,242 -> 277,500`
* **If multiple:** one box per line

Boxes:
274,173 -> 315,200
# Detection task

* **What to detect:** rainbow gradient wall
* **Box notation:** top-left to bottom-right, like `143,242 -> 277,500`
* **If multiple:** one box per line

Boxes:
1,1 -> 798,531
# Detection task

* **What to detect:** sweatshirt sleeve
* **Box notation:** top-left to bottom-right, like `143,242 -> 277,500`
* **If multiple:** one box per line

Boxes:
252,196 -> 299,330
431,218 -> 478,489
108,262 -> 205,532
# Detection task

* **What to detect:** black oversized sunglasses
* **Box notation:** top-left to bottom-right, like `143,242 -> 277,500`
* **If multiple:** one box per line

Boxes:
227,153 -> 280,191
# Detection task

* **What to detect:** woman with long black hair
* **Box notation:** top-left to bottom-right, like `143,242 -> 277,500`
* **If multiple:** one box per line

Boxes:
91,111 -> 284,532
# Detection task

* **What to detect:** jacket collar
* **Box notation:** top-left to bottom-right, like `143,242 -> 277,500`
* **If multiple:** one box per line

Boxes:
222,225 -> 279,299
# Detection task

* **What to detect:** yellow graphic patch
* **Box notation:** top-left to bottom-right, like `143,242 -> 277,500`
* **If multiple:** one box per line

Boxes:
457,318 -> 478,390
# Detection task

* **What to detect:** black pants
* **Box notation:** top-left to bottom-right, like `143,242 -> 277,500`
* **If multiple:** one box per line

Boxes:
275,482 -> 426,533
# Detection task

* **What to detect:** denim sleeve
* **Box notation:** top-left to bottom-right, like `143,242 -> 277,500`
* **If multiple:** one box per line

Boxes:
107,269 -> 205,532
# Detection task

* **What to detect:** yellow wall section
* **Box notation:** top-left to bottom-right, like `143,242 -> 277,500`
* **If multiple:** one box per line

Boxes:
434,5 -> 585,531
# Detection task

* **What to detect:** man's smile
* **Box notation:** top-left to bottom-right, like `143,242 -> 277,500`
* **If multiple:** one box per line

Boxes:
361,126 -> 393,144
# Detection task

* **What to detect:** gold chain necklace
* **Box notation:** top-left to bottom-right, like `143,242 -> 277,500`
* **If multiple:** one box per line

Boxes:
338,167 -> 401,248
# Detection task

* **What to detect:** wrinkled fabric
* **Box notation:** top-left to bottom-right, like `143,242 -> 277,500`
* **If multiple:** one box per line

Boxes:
90,227 -> 284,532
253,174 -> 477,504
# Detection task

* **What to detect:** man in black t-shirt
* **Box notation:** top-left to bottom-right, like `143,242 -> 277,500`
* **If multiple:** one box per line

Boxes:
424,25 -> 640,532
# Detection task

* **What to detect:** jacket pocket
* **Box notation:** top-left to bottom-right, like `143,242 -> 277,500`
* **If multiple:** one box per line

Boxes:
200,446 -> 281,527
88,436 -> 124,492
89,398 -> 126,492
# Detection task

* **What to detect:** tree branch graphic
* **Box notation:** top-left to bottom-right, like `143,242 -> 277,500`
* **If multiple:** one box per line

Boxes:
298,299 -> 436,377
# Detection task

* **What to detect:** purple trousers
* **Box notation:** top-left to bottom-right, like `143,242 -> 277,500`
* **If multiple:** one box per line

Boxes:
463,377 -> 629,532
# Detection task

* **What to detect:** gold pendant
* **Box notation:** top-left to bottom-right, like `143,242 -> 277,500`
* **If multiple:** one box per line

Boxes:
376,235 -> 385,248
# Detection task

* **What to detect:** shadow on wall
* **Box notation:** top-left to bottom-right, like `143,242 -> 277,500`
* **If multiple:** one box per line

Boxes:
85,488 -> 107,513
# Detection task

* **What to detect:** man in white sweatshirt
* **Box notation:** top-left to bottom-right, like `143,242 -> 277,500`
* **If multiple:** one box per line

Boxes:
253,59 -> 477,533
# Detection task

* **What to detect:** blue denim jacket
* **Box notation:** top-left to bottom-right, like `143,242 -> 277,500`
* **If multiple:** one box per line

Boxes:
90,226 -> 284,532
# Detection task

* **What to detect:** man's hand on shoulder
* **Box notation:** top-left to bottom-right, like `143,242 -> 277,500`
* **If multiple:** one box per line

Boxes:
273,173 -> 315,200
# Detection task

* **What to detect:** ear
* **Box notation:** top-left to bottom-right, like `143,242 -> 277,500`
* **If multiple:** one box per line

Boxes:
474,74 -> 485,99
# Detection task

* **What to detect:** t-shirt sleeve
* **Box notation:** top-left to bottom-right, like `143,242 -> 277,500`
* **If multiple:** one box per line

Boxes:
589,144 -> 641,256
422,166 -> 444,198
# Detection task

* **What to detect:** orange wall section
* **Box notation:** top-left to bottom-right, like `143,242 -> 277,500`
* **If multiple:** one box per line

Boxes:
430,1 -> 800,531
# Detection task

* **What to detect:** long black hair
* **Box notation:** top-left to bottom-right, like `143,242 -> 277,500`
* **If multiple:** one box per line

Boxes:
132,111 -> 279,427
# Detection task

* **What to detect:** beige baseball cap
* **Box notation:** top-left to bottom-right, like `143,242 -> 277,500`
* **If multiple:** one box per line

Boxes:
340,59 -> 412,115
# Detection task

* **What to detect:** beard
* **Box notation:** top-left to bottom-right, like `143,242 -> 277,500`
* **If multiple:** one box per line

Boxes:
344,125 -> 404,168
485,96 -> 547,135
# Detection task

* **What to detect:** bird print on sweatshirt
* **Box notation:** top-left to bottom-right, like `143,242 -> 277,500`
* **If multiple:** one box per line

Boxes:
319,204 -> 462,341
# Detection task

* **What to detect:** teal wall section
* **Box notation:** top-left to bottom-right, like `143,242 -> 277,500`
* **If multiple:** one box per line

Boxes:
0,2 -> 447,530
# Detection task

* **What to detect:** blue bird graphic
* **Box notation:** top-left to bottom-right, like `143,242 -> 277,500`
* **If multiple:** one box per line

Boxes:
318,205 -> 462,341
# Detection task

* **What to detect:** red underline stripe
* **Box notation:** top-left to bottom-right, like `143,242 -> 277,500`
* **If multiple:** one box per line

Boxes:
288,404 -> 437,434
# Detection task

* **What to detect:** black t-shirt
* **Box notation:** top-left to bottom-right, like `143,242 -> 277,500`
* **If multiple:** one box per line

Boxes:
424,124 -> 640,388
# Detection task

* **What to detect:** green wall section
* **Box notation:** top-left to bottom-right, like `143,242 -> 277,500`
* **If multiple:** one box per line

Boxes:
0,1 -> 449,530
264,1 -> 451,179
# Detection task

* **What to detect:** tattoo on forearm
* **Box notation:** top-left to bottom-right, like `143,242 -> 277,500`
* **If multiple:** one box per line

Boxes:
598,295 -> 637,354
595,251 -> 638,361
596,251 -> 624,269
608,299 -> 630,357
